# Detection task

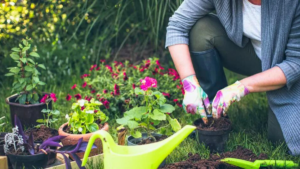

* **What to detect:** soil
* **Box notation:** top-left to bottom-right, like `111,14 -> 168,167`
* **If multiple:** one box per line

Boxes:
194,117 -> 231,131
137,135 -> 168,145
161,146 -> 268,169
25,125 -> 58,142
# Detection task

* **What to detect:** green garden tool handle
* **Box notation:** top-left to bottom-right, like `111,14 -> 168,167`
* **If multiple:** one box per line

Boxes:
256,160 -> 299,168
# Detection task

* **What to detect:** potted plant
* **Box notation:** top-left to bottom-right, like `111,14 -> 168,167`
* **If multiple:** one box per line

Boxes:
116,77 -> 182,166
5,38 -> 51,127
58,98 -> 109,159
4,115 -> 91,169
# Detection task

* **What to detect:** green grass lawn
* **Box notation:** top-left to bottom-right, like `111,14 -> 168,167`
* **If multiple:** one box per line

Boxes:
1,67 -> 299,169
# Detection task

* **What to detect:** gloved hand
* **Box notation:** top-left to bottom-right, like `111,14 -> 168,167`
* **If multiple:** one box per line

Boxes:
212,81 -> 249,118
182,75 -> 211,124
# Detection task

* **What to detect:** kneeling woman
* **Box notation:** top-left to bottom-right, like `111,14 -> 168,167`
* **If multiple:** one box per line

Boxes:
166,0 -> 300,155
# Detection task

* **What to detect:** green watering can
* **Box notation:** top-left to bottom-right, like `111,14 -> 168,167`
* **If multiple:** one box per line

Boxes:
82,125 -> 196,169
221,158 -> 299,169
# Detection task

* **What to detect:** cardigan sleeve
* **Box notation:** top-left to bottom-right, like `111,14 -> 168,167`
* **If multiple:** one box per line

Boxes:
276,4 -> 300,90
165,0 -> 215,48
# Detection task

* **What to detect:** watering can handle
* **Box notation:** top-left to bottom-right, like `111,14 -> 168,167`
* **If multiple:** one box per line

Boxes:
82,130 -> 115,166
256,160 -> 299,168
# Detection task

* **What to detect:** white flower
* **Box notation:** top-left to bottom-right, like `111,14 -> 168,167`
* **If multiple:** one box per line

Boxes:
78,99 -> 86,107
78,127 -> 83,132
65,114 -> 70,120
86,110 -> 94,114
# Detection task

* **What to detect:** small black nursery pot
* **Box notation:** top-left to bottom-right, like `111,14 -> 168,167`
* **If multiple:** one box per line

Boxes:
0,133 -> 7,156
7,153 -> 48,169
127,133 -> 167,167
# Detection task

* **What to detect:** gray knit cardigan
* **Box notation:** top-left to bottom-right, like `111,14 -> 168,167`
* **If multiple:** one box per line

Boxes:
166,0 -> 300,155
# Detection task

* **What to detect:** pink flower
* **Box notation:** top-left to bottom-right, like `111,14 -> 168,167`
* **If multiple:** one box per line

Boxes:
114,84 -> 120,95
81,106 -> 85,110
40,94 -> 49,103
110,92 -> 114,96
112,73 -> 118,79
82,82 -> 87,88
162,92 -> 170,98
103,89 -> 108,94
173,99 -> 178,102
99,97 -> 105,102
100,59 -> 106,63
123,72 -> 128,81
96,67 -> 100,71
106,65 -> 113,73
168,68 -> 180,81
50,93 -> 57,102
90,64 -> 97,71
139,67 -> 145,72
88,85 -> 93,89
91,90 -> 96,94
85,96 -> 92,102
177,103 -> 183,107
94,110 -> 98,113
71,84 -> 77,89
80,74 -> 90,79
140,77 -> 157,91
132,84 -> 136,89
156,60 -> 164,70
145,60 -> 151,68
181,87 -> 185,95
74,94 -> 82,100
103,100 -> 110,109
66,94 -> 72,101
133,66 -> 138,69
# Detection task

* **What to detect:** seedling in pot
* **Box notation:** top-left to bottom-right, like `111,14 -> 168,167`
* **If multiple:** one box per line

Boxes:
5,38 -> 46,105
116,77 -> 182,143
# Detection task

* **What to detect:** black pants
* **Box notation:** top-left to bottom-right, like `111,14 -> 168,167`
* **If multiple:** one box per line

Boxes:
189,14 -> 285,144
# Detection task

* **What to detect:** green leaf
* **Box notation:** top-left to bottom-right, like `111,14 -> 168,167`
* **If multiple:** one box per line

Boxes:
26,84 -> 33,91
33,76 -> 39,83
5,73 -> 14,76
71,103 -> 79,110
22,46 -> 30,51
86,123 -> 99,133
27,58 -> 35,64
116,117 -> 130,125
30,52 -> 40,58
41,109 -> 48,113
51,110 -> 60,116
33,93 -> 39,101
20,58 -> 27,63
127,120 -> 139,129
38,64 -> 46,69
10,67 -> 20,74
12,47 -> 20,52
19,44 -> 23,48
167,116 -> 182,132
85,113 -> 94,124
134,88 -> 145,95
160,104 -> 175,113
10,53 -> 20,60
25,66 -> 34,72
38,81 -> 46,85
19,94 -> 27,105
124,106 -> 147,120
149,109 -> 166,121
130,130 -> 142,138
36,119 -> 45,123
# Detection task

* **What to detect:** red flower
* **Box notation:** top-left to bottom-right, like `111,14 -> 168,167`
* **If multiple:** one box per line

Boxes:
81,106 -> 85,110
110,92 -> 114,96
114,84 -> 120,95
156,60 -> 164,70
132,84 -> 136,89
106,65 -> 113,73
88,85 -> 93,89
123,72 -> 128,81
177,85 -> 181,89
96,67 -> 100,71
40,94 -> 49,103
145,60 -> 151,68
162,92 -> 170,97
82,82 -> 87,88
80,74 -> 90,79
114,61 -> 119,67
176,103 -> 183,107
100,59 -> 106,63
103,89 -> 108,94
94,110 -> 98,113
50,93 -> 57,102
74,94 -> 82,100
103,100 -> 110,109
85,96 -> 92,102
168,68 -> 180,81
99,97 -> 105,102
71,84 -> 77,89
181,87 -> 185,95
173,99 -> 178,102
140,77 -> 157,91
152,67 -> 159,75
90,64 -> 97,71
91,90 -> 96,94
66,94 -> 72,101
133,66 -> 138,69
139,67 -> 145,72
112,73 -> 118,78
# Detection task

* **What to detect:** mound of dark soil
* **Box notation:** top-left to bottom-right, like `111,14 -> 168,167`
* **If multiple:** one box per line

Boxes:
25,125 -> 58,142
138,135 -> 168,145
161,146 -> 268,169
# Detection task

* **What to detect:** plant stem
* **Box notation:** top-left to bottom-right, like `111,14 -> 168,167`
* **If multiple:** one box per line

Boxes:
46,103 -> 49,128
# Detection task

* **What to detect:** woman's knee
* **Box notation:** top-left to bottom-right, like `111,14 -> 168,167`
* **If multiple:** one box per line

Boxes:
189,15 -> 227,52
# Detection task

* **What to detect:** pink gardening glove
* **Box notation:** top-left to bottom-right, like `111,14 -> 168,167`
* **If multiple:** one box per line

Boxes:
212,81 -> 249,118
182,75 -> 211,124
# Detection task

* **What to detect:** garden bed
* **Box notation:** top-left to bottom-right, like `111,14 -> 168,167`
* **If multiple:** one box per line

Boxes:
160,146 -> 268,169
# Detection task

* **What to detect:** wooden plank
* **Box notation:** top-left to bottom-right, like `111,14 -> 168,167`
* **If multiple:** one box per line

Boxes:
46,154 -> 103,169
0,156 -> 8,169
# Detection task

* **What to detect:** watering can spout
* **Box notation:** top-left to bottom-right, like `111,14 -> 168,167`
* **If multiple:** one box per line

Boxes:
82,130 -> 115,166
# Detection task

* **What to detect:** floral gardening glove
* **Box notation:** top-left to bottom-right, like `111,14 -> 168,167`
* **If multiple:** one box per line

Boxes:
212,81 -> 249,118
182,75 -> 211,124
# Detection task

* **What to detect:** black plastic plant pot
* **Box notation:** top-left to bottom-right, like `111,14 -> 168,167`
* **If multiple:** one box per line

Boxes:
127,133 -> 166,167
0,133 -> 7,156
195,127 -> 231,153
7,153 -> 48,169
6,93 -> 52,128
34,141 -> 57,166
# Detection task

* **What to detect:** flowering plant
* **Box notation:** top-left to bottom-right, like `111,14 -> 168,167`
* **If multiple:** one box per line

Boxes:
5,38 -> 46,104
116,77 -> 181,139
66,58 -> 186,123
36,93 -> 60,128
65,98 -> 108,134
